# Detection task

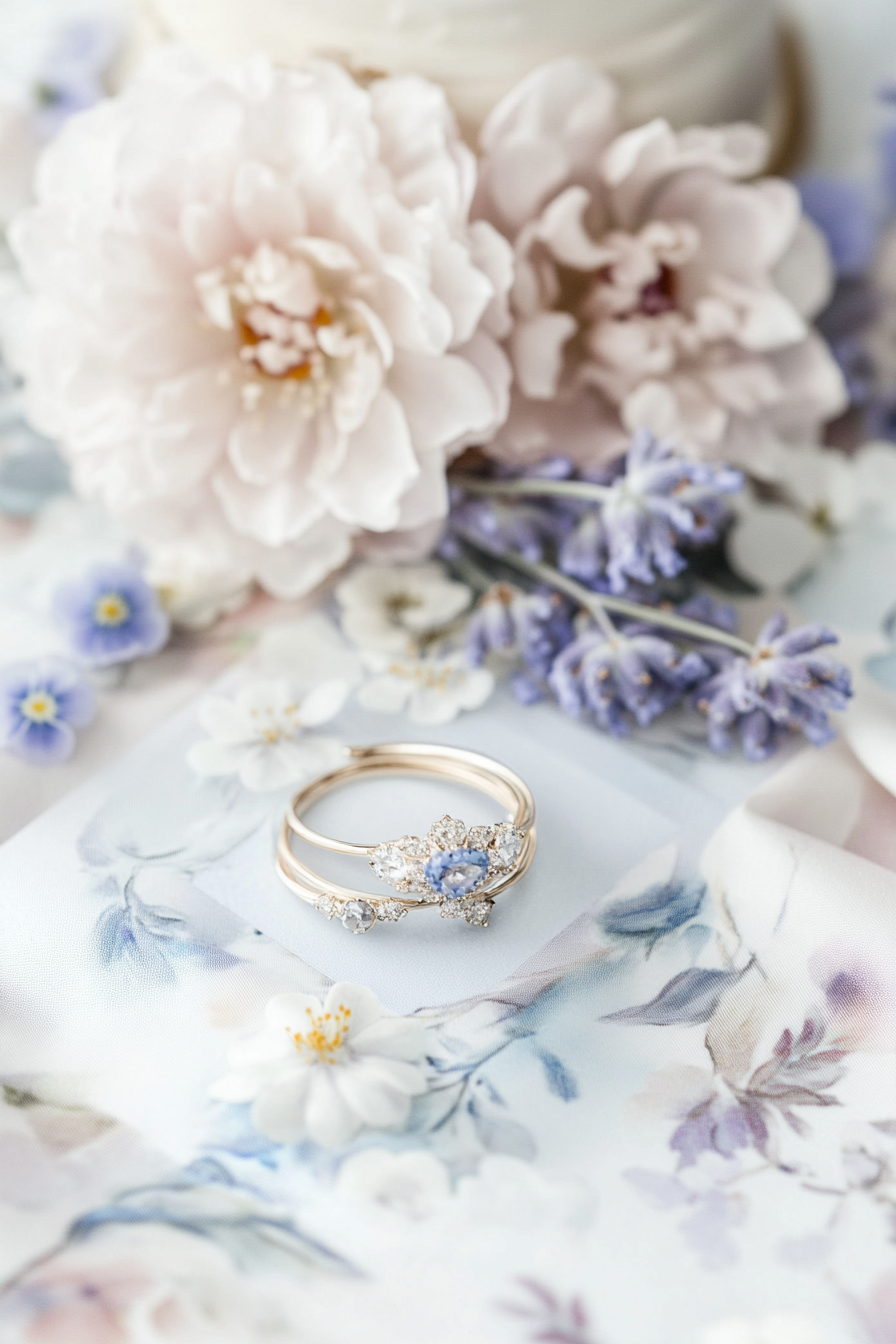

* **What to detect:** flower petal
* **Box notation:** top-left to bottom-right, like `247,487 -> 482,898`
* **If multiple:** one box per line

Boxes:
325,981 -> 383,1037
351,1016 -> 426,1062
305,1069 -> 362,1147
298,679 -> 348,727
333,1068 -> 412,1128
265,992 -> 325,1030
313,389 -> 418,531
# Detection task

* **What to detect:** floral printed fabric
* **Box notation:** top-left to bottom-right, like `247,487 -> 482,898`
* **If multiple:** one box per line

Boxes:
1,680 -> 896,1344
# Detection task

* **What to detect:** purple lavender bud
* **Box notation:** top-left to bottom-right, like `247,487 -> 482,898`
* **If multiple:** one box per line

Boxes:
548,622 -> 708,737
694,613 -> 852,761
557,430 -> 741,595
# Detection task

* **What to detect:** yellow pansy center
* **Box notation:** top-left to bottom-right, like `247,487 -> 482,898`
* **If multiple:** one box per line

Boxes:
19,690 -> 59,724
93,592 -> 130,627
288,1003 -> 352,1065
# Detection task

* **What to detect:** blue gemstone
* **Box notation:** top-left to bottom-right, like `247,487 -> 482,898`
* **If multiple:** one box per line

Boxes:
424,847 -> 490,899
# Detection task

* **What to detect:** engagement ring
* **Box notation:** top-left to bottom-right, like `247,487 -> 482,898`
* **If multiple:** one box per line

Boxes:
276,742 -> 536,933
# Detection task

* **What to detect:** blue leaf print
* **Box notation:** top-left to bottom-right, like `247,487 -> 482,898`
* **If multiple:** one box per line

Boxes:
601,879 -> 705,939
94,878 -> 239,982
536,1049 -> 579,1101
69,1158 -> 356,1276
602,967 -> 742,1026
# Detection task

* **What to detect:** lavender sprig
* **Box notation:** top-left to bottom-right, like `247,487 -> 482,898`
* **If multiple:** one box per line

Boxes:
457,539 -> 852,758
451,430 -> 742,594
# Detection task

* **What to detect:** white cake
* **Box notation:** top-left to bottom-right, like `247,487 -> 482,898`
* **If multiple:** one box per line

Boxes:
144,0 -> 778,136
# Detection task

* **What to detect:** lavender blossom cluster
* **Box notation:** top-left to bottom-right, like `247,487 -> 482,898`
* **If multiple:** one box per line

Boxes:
447,431 -> 742,596
455,434 -> 852,760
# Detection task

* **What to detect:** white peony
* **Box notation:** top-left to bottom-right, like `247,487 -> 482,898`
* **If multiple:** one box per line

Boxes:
9,51 -> 512,600
473,58 -> 847,474
335,561 -> 472,654
210,984 -> 428,1147
187,678 -> 348,790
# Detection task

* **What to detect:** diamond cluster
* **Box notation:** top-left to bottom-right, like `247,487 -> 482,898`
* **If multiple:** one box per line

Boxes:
369,815 -> 524,927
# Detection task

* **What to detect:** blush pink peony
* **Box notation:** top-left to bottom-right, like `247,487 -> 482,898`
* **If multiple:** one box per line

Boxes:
9,51 -> 512,598
473,58 -> 847,474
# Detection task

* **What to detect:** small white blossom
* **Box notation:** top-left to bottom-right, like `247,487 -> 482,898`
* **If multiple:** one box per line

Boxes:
187,678 -> 347,791
210,984 -> 428,1148
336,1148 -> 452,1220
358,649 -> 494,725
336,562 -> 472,654
726,446 -> 861,591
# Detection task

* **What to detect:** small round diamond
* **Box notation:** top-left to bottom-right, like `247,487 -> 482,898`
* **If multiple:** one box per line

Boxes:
341,900 -> 375,934
466,825 -> 494,850
425,847 -> 489,899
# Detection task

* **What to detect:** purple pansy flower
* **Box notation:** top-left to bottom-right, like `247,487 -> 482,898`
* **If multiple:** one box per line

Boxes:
694,613 -> 853,761
559,430 -> 741,594
53,562 -> 170,667
548,622 -> 709,736
0,657 -> 95,764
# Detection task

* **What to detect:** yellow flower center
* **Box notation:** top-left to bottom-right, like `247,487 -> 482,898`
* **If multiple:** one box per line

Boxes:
288,1004 -> 352,1065
93,592 -> 130,627
19,690 -> 59,724
249,702 -> 301,745
387,661 -> 456,693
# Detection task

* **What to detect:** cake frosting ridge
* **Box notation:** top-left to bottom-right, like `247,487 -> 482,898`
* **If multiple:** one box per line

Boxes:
145,0 -> 778,136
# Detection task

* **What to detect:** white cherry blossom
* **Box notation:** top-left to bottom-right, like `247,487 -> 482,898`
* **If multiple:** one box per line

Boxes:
210,984 -> 428,1147
187,678 -> 347,791
335,562 -> 472,654
357,649 -> 494,724
9,51 -> 512,601
474,58 -> 846,473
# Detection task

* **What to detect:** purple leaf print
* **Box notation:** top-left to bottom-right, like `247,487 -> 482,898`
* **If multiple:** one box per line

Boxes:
499,1279 -> 600,1344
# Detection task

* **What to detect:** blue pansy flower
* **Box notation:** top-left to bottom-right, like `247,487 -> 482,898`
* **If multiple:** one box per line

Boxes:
53,561 -> 170,667
0,657 -> 95,764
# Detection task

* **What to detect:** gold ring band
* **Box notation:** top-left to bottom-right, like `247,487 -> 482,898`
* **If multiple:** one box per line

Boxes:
276,742 -> 536,933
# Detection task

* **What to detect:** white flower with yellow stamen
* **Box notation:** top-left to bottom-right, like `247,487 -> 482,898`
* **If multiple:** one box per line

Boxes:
210,984 -> 428,1147
336,561 -> 473,655
358,649 -> 494,725
187,678 -> 348,791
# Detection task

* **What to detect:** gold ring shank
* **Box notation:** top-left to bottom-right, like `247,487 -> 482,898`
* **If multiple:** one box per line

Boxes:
276,743 -> 536,922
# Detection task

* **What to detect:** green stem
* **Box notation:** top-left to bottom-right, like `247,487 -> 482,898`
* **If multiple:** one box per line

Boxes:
449,474 -> 614,504
457,533 -> 756,657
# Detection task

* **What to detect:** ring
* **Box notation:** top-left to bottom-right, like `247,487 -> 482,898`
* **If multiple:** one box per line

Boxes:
276,742 -> 536,934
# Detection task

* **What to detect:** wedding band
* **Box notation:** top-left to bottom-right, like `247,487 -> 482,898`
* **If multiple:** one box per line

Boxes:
276,742 -> 536,933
